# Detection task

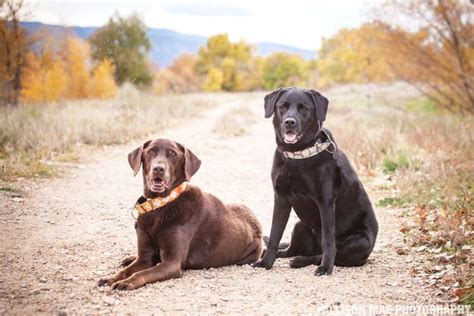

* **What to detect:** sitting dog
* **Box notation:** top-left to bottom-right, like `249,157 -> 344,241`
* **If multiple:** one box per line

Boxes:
98,138 -> 262,290
252,87 -> 378,275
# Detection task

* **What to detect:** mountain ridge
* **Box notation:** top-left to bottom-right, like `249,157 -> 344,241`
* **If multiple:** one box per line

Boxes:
21,21 -> 317,67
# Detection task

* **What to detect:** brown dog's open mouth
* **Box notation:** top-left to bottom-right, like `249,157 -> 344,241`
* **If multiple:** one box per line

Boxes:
284,131 -> 300,144
150,177 -> 167,193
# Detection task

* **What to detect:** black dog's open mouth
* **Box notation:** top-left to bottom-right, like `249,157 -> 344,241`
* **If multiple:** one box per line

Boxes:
150,177 -> 167,193
284,131 -> 300,144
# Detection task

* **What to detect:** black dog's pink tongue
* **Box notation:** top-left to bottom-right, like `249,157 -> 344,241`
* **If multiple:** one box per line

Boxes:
284,131 -> 297,143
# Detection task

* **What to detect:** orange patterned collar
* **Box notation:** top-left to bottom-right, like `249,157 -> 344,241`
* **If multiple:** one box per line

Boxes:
132,182 -> 188,218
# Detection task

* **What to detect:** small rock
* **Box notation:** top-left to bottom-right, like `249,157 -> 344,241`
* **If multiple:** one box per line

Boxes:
39,277 -> 48,283
103,296 -> 117,306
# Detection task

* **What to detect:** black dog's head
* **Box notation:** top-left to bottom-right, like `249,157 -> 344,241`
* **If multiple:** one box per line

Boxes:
264,87 -> 328,149
128,139 -> 201,198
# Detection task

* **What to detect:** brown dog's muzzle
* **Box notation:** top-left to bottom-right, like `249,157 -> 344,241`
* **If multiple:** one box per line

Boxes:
148,161 -> 170,193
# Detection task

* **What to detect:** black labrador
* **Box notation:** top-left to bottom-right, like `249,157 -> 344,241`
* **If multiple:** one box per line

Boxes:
252,87 -> 378,275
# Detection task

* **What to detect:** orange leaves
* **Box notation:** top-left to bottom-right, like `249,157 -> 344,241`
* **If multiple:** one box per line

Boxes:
20,35 -> 117,104
21,51 -> 67,103
88,59 -> 117,99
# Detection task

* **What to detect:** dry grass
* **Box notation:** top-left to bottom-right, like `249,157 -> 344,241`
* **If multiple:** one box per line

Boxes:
324,83 -> 473,305
213,106 -> 258,137
0,84 -> 218,180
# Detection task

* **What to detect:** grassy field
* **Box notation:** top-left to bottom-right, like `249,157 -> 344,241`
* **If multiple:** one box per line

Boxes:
1,82 -> 472,304
0,84 -> 221,180
324,83 -> 473,305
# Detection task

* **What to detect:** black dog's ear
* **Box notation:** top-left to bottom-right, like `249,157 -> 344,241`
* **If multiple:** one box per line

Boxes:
128,140 -> 152,176
308,89 -> 329,122
264,88 -> 286,118
177,142 -> 201,181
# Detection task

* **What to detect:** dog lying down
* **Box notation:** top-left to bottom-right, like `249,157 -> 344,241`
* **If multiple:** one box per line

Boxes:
98,138 -> 263,290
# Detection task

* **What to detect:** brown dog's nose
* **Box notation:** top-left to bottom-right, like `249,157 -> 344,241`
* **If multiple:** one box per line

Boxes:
153,165 -> 165,174
284,118 -> 296,127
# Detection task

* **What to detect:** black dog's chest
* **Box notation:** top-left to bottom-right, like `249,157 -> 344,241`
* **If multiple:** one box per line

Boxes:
274,161 -> 311,195
275,174 -> 307,195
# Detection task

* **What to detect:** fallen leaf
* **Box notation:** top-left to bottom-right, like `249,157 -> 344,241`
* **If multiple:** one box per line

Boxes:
454,288 -> 471,299
400,226 -> 410,233
396,248 -> 407,255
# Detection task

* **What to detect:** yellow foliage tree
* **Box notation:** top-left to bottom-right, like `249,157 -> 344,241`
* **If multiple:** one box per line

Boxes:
316,22 -> 395,87
21,50 -> 67,103
195,34 -> 254,91
21,35 -> 118,103
202,67 -> 223,91
62,36 -> 90,99
88,59 -> 117,99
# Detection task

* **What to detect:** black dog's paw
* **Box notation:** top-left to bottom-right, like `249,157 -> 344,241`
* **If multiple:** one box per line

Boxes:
251,257 -> 274,270
290,256 -> 314,269
315,265 -> 333,276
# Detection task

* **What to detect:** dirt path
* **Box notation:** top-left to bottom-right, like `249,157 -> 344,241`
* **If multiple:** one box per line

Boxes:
1,93 -> 438,314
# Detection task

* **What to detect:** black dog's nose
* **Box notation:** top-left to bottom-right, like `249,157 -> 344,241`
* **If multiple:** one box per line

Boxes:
153,165 -> 165,174
284,118 -> 296,127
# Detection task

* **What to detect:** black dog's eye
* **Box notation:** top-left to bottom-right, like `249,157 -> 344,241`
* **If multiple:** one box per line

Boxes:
278,103 -> 288,111
168,149 -> 177,157
297,104 -> 306,111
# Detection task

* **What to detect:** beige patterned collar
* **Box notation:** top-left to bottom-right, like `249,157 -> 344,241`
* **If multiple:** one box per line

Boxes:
132,182 -> 188,218
283,136 -> 336,160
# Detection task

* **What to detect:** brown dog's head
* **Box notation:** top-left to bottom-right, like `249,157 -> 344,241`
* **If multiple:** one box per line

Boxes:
264,87 -> 328,150
128,139 -> 201,198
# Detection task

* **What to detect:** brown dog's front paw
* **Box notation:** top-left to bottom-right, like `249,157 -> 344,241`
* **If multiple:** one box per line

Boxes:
111,280 -> 136,291
315,265 -> 333,276
98,278 -> 115,287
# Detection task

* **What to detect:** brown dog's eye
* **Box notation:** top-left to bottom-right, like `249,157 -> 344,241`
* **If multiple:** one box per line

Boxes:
168,149 -> 177,157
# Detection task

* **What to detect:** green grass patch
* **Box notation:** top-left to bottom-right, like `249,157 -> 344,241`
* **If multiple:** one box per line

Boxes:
405,97 -> 439,114
382,152 -> 410,174
377,196 -> 412,207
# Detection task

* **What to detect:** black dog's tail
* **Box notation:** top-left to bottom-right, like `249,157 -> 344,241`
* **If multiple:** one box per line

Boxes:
263,236 -> 289,249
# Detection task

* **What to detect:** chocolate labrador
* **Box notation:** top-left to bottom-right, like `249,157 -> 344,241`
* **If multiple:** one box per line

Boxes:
98,138 -> 262,290
252,87 -> 378,275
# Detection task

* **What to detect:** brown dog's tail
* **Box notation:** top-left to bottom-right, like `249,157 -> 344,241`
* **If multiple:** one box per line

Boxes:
263,236 -> 289,250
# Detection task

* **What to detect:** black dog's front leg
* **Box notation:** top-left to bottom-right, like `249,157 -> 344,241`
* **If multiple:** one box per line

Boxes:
315,199 -> 336,276
252,195 -> 291,269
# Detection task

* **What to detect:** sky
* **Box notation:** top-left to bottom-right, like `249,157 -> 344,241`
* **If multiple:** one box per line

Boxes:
26,0 -> 381,51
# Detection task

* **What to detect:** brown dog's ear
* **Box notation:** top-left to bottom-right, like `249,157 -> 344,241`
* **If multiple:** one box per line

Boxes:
177,142 -> 201,181
308,89 -> 329,123
264,88 -> 286,118
128,140 -> 152,176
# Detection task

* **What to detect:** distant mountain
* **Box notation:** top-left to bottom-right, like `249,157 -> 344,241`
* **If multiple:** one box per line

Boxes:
21,21 -> 317,67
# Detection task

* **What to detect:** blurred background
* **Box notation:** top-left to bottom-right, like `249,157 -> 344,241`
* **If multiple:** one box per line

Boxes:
0,0 -> 472,306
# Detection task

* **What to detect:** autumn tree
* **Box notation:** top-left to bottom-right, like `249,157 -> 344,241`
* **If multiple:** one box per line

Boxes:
89,13 -> 153,86
316,22 -> 395,87
0,0 -> 28,106
88,59 -> 117,99
154,54 -> 202,94
21,49 -> 67,103
195,33 -> 256,91
374,0 -> 474,114
21,35 -> 117,103
62,36 -> 89,99
262,52 -> 309,90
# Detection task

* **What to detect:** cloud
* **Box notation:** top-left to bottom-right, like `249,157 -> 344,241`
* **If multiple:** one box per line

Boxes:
163,3 -> 250,17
